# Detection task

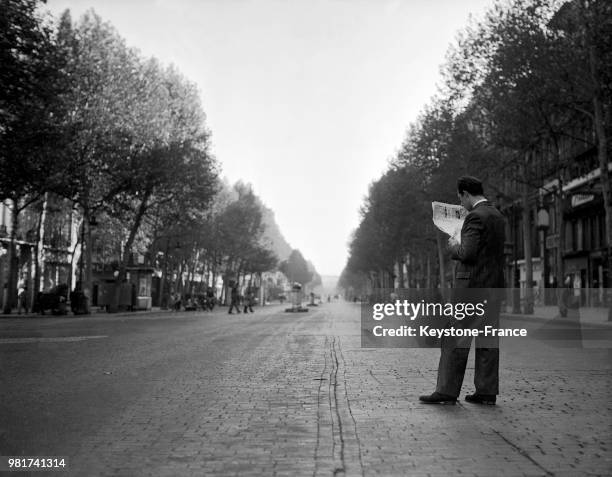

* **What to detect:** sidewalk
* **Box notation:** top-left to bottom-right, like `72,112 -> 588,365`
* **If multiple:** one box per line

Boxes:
501,304 -> 612,328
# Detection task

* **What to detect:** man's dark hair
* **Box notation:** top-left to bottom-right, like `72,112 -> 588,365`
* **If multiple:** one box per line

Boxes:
457,176 -> 484,196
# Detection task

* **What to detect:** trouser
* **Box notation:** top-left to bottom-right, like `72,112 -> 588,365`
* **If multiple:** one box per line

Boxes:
228,302 -> 240,313
435,298 -> 501,397
435,345 -> 499,397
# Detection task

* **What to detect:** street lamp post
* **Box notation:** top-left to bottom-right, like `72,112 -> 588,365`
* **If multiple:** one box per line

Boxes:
512,204 -> 522,314
537,206 -> 550,305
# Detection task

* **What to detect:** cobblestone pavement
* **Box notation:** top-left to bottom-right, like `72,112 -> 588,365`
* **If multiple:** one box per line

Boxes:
0,302 -> 610,476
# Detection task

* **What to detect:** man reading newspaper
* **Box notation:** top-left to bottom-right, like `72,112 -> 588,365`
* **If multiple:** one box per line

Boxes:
421,176 -> 506,405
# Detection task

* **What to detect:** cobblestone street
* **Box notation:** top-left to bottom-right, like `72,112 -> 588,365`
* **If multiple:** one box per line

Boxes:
1,302 -> 611,476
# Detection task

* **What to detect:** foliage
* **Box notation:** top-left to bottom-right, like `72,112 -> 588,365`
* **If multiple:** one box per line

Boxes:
340,0 -> 612,295
0,4 -> 320,311
279,249 -> 313,286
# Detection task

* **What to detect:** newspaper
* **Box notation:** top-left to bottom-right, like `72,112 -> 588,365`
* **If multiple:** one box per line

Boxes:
431,201 -> 467,243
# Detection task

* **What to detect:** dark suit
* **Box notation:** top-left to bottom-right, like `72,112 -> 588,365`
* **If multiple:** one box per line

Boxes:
435,200 -> 506,397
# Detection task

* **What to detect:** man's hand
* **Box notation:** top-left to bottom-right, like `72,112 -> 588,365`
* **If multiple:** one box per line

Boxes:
448,236 -> 459,249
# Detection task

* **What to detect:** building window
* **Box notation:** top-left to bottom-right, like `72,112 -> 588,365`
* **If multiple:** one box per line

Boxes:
576,218 -> 583,251
584,217 -> 591,251
593,215 -> 600,248
565,221 -> 573,252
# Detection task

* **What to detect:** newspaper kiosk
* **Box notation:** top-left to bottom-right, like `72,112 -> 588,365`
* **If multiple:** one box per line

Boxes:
285,282 -> 308,313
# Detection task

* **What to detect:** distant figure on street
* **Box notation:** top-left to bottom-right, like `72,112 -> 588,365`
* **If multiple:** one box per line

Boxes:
243,289 -> 255,313
420,176 -> 506,406
206,287 -> 216,311
173,292 -> 182,311
561,275 -> 580,319
228,282 -> 241,314
17,283 -> 28,314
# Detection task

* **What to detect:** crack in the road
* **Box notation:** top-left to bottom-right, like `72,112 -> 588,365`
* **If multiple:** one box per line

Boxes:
330,337 -> 345,475
314,336 -> 364,477
313,335 -> 329,477
337,339 -> 365,476
368,368 -> 383,384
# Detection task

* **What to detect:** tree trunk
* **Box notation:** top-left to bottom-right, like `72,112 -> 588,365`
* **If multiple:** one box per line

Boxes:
397,257 -> 404,289
212,263 -> 217,292
426,252 -> 432,288
68,208 -> 80,293
187,247 -> 197,296
109,192 -> 150,313
176,260 -> 185,296
3,201 -> 20,314
222,259 -> 231,306
159,238 -> 170,309
83,206 -> 93,313
522,154 -> 534,314
200,257 -> 207,293
406,255 -> 412,288
419,254 -> 426,288
33,194 -> 48,310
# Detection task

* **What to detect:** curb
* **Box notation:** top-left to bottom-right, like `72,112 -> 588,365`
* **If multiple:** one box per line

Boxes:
0,304 -> 286,321
0,308 -> 182,320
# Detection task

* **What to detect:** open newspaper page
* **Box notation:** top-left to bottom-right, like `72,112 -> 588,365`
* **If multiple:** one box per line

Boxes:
431,201 -> 467,243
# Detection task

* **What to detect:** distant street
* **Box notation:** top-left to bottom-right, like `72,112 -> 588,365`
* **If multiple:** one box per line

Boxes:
1,302 -> 611,476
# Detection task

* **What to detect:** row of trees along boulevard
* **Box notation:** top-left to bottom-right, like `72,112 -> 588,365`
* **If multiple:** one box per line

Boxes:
0,3 -> 287,313
340,0 -> 612,316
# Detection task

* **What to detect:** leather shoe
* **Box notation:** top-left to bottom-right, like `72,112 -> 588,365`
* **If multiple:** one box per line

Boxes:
419,392 -> 457,404
465,393 -> 496,405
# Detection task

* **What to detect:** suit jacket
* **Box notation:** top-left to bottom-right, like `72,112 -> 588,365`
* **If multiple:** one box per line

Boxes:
450,201 -> 506,289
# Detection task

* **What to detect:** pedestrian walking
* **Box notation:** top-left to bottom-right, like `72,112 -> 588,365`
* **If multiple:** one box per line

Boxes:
228,282 -> 241,314
420,175 -> 506,405
206,286 -> 216,311
243,289 -> 255,313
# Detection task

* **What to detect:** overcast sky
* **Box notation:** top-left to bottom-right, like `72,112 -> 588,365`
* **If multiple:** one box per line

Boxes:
45,0 -> 495,276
